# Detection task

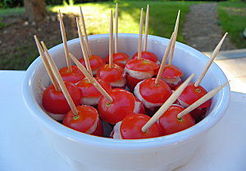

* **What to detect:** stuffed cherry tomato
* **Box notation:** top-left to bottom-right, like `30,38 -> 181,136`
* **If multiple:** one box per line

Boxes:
97,64 -> 126,88
178,82 -> 211,122
106,52 -> 130,68
79,55 -> 105,75
76,78 -> 111,106
112,113 -> 160,139
63,105 -> 99,134
158,105 -> 195,135
59,65 -> 84,84
134,78 -> 172,110
42,81 -> 81,120
92,119 -> 104,136
132,51 -> 159,64
98,88 -> 141,125
125,58 -> 159,90
161,64 -> 183,89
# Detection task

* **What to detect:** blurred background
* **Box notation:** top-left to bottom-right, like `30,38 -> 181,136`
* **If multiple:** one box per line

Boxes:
0,0 -> 245,70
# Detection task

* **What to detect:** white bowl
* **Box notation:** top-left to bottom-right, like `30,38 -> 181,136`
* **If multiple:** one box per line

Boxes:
23,33 -> 230,171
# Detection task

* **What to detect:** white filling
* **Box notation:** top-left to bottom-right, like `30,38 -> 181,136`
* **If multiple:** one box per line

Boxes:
134,81 -> 162,109
134,100 -> 141,113
162,77 -> 181,85
48,113 -> 65,121
86,116 -> 99,134
110,78 -> 126,88
125,68 -> 154,80
80,97 -> 99,106
111,121 -> 122,139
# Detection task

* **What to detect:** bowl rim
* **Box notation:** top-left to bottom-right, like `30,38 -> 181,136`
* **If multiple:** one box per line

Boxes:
22,33 -> 230,150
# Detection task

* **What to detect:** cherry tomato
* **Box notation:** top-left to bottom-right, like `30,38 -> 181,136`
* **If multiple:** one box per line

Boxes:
126,73 -> 143,91
42,81 -> 81,114
139,78 -> 172,104
92,119 -> 104,136
79,55 -> 105,75
106,52 -> 130,68
120,114 -> 160,139
161,64 -> 183,89
59,65 -> 84,83
126,58 -> 159,72
97,64 -> 125,87
98,89 -> 136,124
133,51 -> 159,63
158,105 -> 195,135
63,105 -> 99,134
178,82 -> 211,109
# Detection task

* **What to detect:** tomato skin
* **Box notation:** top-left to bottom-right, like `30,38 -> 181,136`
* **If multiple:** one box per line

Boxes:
162,64 -> 183,79
59,65 -> 84,83
139,78 -> 172,104
126,58 -> 159,72
63,105 -> 99,133
42,82 -> 81,114
120,114 -> 160,139
178,82 -> 211,109
98,89 -> 136,124
92,119 -> 104,136
79,55 -> 105,74
106,52 -> 130,68
133,51 -> 159,63
126,74 -> 143,91
158,105 -> 195,135
97,64 -> 124,83
76,78 -> 111,98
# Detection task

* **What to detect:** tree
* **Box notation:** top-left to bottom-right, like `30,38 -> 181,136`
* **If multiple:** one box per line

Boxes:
24,0 -> 47,22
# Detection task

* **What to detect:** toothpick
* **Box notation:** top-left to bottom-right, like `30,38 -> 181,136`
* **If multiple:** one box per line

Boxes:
108,10 -> 114,68
114,3 -> 119,53
76,17 -> 93,75
177,82 -> 229,119
142,74 -> 195,132
34,35 -> 60,91
168,10 -> 180,65
79,7 -> 92,57
155,32 -> 175,84
41,41 -> 78,115
143,4 -> 149,52
70,53 -> 113,103
137,8 -> 144,59
194,32 -> 228,87
58,10 -> 72,72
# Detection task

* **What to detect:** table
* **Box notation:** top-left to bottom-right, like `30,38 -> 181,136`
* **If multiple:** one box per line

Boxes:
1,71 -> 246,171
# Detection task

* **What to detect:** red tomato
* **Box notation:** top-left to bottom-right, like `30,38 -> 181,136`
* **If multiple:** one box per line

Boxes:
132,51 -> 159,63
139,78 -> 172,104
77,78 -> 111,98
98,89 -> 136,124
136,98 -> 146,114
106,52 -> 130,68
79,55 -> 105,75
158,105 -> 195,135
178,82 -> 211,109
63,105 -> 99,134
162,64 -> 183,79
97,64 -> 124,84
92,119 -> 104,136
126,58 -> 159,72
126,74 -> 143,91
59,65 -> 84,83
120,114 -> 160,139
42,82 -> 81,114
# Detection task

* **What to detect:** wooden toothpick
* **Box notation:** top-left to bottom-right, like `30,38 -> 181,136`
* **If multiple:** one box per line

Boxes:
79,7 -> 92,57
58,10 -> 72,72
142,74 -> 195,132
114,3 -> 119,53
41,41 -> 78,115
143,4 -> 149,52
76,17 -> 93,75
177,82 -> 229,119
137,8 -> 144,59
155,32 -> 175,84
34,35 -> 60,91
69,53 -> 113,103
168,10 -> 180,65
194,32 -> 228,87
108,10 -> 114,68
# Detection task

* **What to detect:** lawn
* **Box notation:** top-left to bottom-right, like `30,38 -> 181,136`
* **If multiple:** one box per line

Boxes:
218,2 -> 246,48
0,1 -> 194,70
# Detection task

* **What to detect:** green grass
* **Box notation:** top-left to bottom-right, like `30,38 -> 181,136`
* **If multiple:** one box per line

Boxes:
218,2 -> 246,48
0,7 -> 24,17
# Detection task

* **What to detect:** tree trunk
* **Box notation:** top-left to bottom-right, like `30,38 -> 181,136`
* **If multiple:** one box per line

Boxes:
24,0 -> 47,22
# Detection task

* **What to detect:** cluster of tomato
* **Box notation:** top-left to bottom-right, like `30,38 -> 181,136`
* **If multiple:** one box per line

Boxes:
42,49 -> 211,139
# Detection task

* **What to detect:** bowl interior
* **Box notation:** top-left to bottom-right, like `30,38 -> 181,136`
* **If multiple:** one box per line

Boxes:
24,33 -> 230,146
